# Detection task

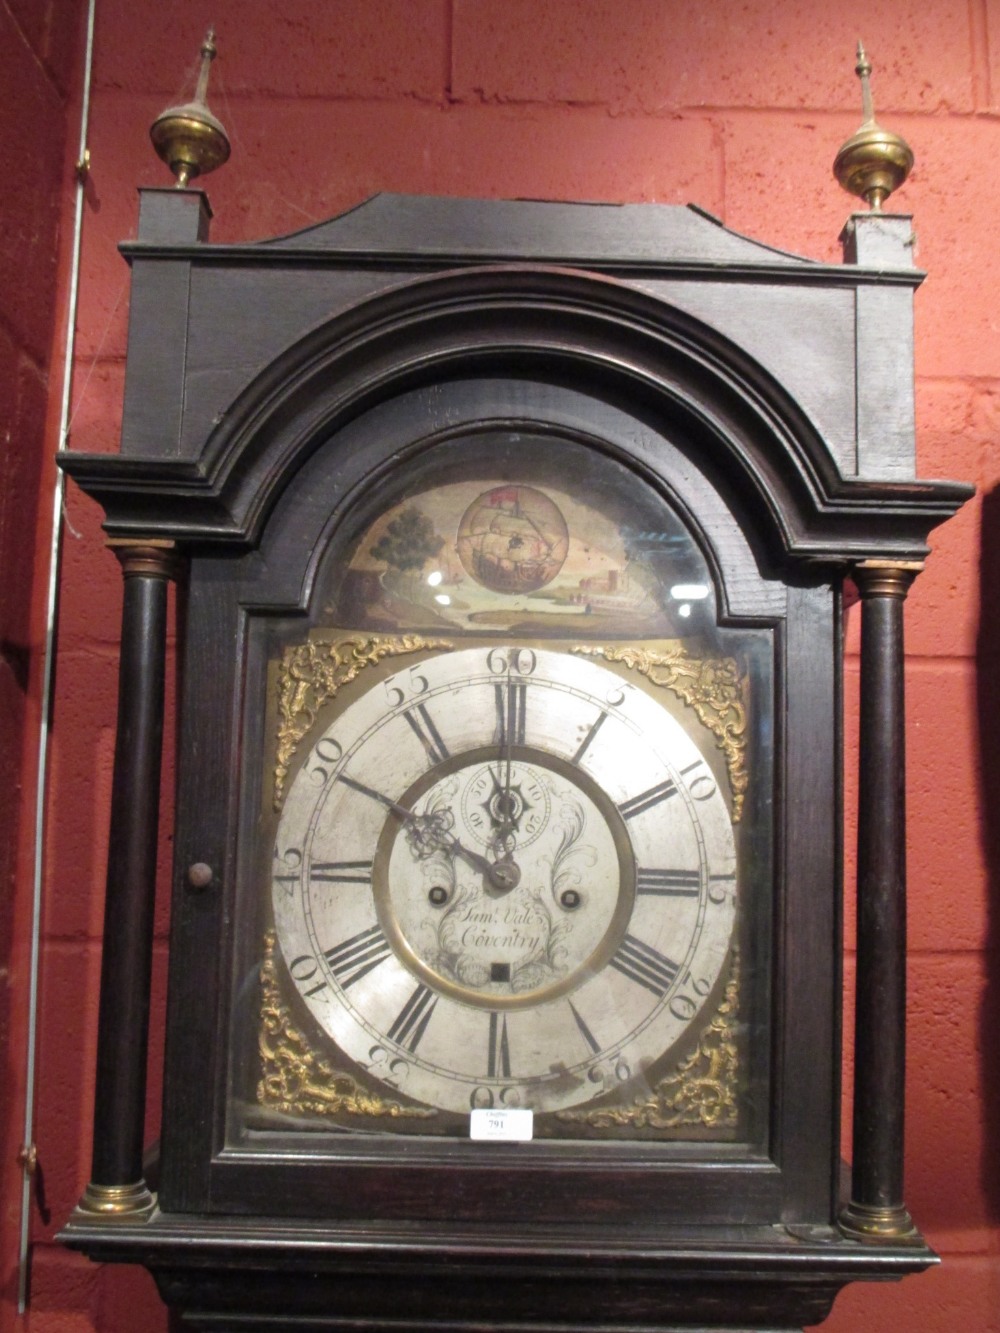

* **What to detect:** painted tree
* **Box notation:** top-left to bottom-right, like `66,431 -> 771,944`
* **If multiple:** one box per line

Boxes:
370,508 -> 444,590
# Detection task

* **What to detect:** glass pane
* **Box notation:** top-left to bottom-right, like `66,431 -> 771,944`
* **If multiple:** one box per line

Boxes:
229,430 -> 773,1149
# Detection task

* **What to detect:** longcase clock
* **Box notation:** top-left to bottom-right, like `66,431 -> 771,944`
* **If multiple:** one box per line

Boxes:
58,186 -> 970,1331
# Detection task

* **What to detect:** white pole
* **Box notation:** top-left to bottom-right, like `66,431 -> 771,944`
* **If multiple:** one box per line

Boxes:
18,0 -> 98,1310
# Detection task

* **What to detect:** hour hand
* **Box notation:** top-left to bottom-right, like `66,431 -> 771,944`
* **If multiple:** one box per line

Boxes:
444,834 -> 497,878
339,775 -> 467,857
423,821 -> 520,894
418,815 -> 520,894
339,772 -> 518,891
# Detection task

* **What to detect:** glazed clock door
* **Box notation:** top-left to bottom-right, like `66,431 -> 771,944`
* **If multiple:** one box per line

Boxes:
159,376 -> 829,1228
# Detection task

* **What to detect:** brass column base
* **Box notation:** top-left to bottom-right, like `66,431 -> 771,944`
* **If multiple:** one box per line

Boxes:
839,1201 -> 920,1242
75,1180 -> 157,1221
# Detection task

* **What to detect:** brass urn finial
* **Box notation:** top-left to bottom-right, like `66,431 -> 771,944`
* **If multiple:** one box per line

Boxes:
833,42 -> 913,211
149,29 -> 231,187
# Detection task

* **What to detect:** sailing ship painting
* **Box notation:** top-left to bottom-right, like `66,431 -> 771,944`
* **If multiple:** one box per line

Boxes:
325,477 -> 706,637
456,486 -> 569,594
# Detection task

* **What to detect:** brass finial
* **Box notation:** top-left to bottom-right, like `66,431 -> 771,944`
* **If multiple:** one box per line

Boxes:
149,29 -> 231,188
833,42 -> 913,211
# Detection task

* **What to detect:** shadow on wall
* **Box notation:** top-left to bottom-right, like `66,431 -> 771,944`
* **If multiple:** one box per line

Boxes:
976,484 -> 1000,1225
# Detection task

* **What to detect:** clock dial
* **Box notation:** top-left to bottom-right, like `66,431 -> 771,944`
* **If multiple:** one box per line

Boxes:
271,645 -> 736,1116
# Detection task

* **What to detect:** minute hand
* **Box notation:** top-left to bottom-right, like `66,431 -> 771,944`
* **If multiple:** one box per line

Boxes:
338,773 -> 421,823
338,773 -> 495,876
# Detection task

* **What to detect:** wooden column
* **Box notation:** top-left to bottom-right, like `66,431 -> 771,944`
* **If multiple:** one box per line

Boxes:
840,559 -> 923,1241
76,542 -> 178,1219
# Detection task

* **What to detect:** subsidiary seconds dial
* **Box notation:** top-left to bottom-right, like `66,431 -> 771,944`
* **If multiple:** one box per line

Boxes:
272,645 -> 737,1115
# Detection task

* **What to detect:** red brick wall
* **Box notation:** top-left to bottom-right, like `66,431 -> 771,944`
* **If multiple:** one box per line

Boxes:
7,3 -> 997,1330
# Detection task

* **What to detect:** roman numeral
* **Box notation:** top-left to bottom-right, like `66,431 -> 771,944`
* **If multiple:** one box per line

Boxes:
404,703 -> 450,765
567,999 -> 600,1055
387,984 -> 438,1053
323,925 -> 392,989
495,681 -> 527,747
610,935 -> 680,997
617,778 -> 678,820
571,710 -> 608,765
487,1011 -> 511,1079
636,868 -> 700,896
310,860 -> 373,885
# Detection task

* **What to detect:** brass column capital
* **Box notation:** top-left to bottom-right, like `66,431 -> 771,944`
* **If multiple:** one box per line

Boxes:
106,539 -> 182,581
853,559 -> 924,600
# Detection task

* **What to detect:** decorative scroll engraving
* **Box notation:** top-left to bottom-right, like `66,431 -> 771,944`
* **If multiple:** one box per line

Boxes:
257,932 -> 435,1119
274,633 -> 452,809
555,955 -> 740,1131
572,644 -> 749,821
408,773 -> 604,997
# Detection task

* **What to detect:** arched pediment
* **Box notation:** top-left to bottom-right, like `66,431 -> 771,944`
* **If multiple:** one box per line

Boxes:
63,262 -> 966,563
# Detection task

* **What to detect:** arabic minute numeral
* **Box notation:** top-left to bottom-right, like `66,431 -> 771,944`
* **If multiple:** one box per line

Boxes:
365,1044 -> 410,1089
586,1055 -> 632,1092
272,847 -> 302,897
680,758 -> 717,801
470,1084 -> 521,1110
708,873 -> 736,904
486,647 -> 536,676
287,953 -> 329,1000
384,665 -> 430,708
667,970 -> 713,1022
605,682 -> 637,709
306,736 -> 343,786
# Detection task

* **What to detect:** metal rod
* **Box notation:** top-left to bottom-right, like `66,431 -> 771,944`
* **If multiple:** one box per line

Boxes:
18,0 -> 98,1310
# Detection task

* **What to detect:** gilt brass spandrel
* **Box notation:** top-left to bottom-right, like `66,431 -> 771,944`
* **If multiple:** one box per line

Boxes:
273,633 -> 452,809
572,643 -> 749,820
257,931 -> 436,1120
